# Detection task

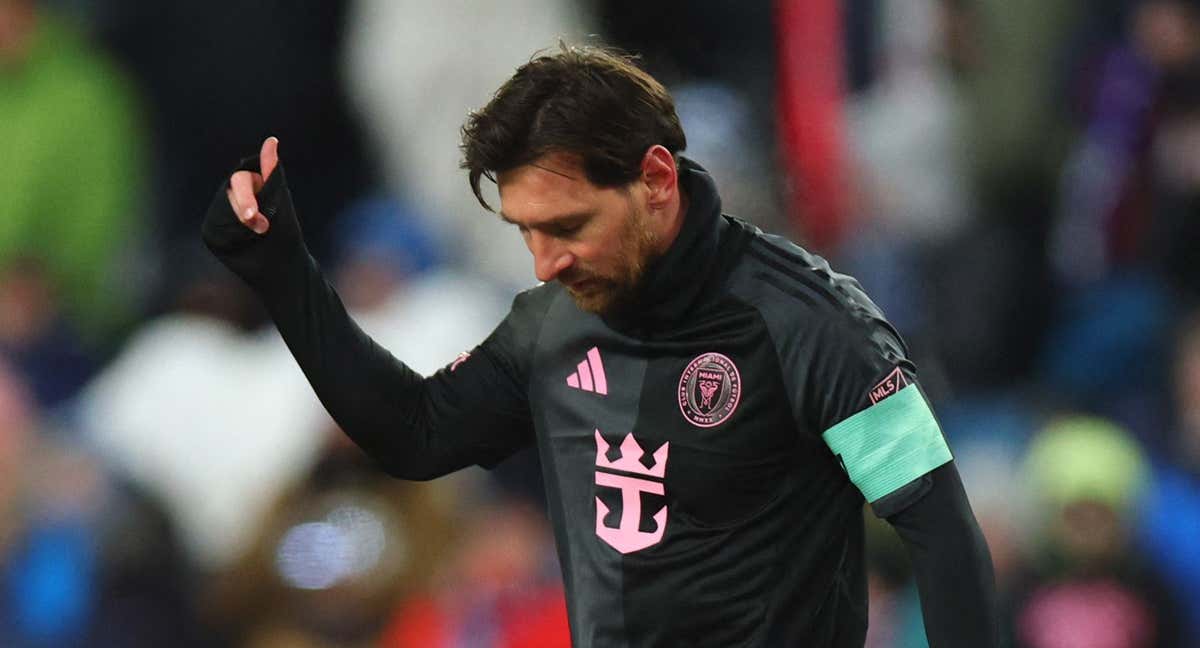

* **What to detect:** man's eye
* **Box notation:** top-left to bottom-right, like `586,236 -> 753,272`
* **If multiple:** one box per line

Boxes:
553,224 -> 582,237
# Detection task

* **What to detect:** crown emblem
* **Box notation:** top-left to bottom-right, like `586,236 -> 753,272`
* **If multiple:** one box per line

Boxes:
594,430 -> 668,478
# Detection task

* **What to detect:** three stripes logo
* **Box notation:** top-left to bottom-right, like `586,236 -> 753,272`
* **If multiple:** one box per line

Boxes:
566,347 -> 608,395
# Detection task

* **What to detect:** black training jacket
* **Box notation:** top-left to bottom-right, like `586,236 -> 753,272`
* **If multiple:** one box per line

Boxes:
203,156 -> 997,647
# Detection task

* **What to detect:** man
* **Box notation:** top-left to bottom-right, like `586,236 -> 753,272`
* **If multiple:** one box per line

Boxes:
1,0 -> 145,344
203,45 -> 997,647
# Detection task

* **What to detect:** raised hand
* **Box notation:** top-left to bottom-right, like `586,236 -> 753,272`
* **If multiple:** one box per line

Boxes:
226,136 -> 280,234
203,133 -> 308,283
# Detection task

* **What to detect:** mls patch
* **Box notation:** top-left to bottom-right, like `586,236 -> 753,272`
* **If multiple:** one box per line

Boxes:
868,367 -> 908,404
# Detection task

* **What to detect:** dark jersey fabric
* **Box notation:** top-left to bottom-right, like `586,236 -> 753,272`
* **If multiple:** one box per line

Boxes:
203,156 -> 996,647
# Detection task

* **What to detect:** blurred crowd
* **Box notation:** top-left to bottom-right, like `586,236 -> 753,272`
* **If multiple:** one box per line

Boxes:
0,0 -> 1197,646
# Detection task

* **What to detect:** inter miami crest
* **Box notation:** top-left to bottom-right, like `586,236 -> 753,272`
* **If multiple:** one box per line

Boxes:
678,352 -> 742,427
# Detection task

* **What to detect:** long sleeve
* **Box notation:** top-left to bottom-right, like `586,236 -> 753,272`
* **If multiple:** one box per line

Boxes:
762,271 -> 997,645
885,461 -> 999,647
201,158 -> 539,479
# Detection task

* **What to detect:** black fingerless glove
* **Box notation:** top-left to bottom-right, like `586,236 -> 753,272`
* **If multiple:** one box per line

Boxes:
200,156 -> 311,291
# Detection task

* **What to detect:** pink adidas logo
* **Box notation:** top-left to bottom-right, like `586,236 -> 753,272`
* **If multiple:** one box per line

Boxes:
566,347 -> 608,395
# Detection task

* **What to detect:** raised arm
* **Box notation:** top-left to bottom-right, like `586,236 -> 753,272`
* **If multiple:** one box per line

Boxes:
201,138 -> 539,479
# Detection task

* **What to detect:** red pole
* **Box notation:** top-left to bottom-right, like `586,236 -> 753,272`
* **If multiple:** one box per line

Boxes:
775,0 -> 849,252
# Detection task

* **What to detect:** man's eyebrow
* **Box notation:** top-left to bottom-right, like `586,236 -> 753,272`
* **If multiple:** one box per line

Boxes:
498,210 -> 594,228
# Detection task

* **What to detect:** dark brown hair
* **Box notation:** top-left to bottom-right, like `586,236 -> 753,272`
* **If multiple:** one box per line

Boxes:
460,43 -> 687,211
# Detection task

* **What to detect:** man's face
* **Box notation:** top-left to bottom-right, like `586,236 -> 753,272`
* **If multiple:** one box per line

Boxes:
497,153 -> 660,314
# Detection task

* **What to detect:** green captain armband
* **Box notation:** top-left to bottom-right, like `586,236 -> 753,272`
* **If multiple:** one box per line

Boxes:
821,384 -> 952,503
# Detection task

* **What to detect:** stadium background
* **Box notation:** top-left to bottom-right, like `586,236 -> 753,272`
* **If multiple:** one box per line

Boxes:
1,0 -> 1198,645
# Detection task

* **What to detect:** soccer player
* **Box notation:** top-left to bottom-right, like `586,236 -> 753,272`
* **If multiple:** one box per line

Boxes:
203,46 -> 997,647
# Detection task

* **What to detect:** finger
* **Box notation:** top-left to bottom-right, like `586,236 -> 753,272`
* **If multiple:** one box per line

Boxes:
226,187 -> 238,218
229,171 -> 260,224
229,172 -> 270,234
227,187 -> 269,234
226,186 -> 270,234
260,136 -> 279,181
248,212 -> 270,234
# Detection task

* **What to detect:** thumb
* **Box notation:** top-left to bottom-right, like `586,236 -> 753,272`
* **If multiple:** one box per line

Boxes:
260,136 -> 279,181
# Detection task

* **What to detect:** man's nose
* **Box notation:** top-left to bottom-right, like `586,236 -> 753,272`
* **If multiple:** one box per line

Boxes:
530,232 -> 574,282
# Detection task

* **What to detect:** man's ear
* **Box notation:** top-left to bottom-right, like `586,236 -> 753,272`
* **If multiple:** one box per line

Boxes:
640,145 -> 678,210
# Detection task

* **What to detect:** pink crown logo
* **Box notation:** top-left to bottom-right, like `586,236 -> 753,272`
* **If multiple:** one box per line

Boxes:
594,430 -> 668,478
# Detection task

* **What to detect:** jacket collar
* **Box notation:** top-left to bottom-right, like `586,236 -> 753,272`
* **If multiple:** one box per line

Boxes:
602,157 -> 727,334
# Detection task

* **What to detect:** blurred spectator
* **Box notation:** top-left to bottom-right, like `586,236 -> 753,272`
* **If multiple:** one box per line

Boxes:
846,0 -> 972,249
1138,310 -> 1200,640
1144,3 -> 1200,299
75,260 -> 330,571
0,258 -> 96,409
207,440 -> 456,648
382,498 -> 568,648
329,197 -> 509,376
76,197 -> 512,575
832,0 -> 1062,391
0,361 -> 206,646
1007,416 -> 1184,648
1037,273 -> 1174,446
839,0 -> 972,346
0,0 -> 146,345
962,0 -> 1082,195
343,0 -> 590,286
1051,0 -> 1200,287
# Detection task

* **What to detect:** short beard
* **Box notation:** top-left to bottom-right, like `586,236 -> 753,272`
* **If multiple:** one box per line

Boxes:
566,205 -> 659,314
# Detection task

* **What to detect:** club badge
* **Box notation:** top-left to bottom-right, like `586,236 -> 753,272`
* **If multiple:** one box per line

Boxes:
678,352 -> 742,428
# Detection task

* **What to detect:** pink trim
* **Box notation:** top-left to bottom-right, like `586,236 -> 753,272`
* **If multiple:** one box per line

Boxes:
567,373 -> 580,388
587,347 -> 608,395
577,359 -> 593,391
